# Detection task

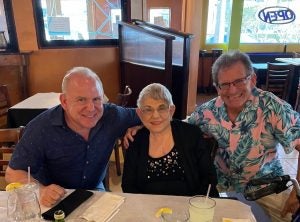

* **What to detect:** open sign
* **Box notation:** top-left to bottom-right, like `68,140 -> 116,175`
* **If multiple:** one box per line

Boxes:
258,6 -> 295,24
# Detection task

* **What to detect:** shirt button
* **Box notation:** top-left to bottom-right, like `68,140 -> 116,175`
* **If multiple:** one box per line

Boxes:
83,176 -> 86,179
87,145 -> 90,149
86,161 -> 89,164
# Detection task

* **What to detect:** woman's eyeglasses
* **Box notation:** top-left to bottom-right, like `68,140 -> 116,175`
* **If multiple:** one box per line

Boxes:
140,105 -> 170,117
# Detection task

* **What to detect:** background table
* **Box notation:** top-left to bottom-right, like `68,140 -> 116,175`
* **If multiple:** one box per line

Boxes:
7,92 -> 60,128
252,63 -> 268,88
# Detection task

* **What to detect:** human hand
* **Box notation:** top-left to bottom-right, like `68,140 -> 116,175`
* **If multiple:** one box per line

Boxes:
123,125 -> 143,149
39,184 -> 66,207
281,188 -> 299,217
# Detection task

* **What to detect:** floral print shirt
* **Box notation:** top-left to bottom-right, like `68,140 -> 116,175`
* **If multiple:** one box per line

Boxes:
188,88 -> 300,192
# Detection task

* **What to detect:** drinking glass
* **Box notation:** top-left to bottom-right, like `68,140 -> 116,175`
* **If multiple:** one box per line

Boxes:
7,189 -> 41,222
189,195 -> 216,222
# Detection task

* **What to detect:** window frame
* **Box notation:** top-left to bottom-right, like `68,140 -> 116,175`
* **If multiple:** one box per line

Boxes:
32,0 -> 130,49
2,0 -> 19,53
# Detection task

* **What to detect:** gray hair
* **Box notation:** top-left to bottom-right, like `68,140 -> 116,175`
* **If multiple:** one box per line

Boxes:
137,83 -> 174,107
212,50 -> 254,85
61,67 -> 104,95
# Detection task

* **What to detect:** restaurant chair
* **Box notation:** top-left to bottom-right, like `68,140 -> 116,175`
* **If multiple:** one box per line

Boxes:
265,63 -> 293,101
295,84 -> 300,112
114,85 -> 132,176
0,126 -> 24,190
0,85 -> 11,128
104,86 -> 132,191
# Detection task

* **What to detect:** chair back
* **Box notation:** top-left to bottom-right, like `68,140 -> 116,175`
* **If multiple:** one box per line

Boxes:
0,127 -> 24,189
266,63 -> 293,100
0,85 -> 11,128
104,86 -> 132,191
295,84 -> 300,112
117,85 -> 132,107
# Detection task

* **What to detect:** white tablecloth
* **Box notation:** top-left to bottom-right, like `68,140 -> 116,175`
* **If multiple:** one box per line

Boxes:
0,191 -> 256,222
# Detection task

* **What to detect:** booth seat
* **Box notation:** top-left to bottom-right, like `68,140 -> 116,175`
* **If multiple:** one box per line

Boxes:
247,52 -> 294,63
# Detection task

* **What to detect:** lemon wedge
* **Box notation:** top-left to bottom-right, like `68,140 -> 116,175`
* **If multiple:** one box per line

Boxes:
5,182 -> 23,191
155,207 -> 173,218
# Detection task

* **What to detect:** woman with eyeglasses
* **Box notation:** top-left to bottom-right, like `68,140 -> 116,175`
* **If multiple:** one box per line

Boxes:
121,83 -> 219,197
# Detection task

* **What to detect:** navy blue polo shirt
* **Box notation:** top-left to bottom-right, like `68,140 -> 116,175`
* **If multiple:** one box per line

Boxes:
9,104 -> 140,190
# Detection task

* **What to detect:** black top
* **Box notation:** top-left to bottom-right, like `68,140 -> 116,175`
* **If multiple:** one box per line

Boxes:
122,119 -> 219,197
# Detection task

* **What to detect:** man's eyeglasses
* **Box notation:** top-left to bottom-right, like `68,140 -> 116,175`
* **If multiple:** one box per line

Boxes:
216,75 -> 251,90
140,105 -> 170,117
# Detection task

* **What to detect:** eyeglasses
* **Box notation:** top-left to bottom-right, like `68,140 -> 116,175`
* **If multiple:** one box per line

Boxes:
216,75 -> 251,90
140,105 -> 170,117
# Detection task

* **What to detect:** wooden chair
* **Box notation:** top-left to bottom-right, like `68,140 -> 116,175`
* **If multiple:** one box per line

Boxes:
114,85 -> 132,176
0,127 -> 24,190
0,85 -> 11,128
266,63 -> 293,101
295,84 -> 300,112
104,86 -> 132,191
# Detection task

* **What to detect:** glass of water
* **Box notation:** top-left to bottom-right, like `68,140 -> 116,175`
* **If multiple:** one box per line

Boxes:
7,188 -> 41,221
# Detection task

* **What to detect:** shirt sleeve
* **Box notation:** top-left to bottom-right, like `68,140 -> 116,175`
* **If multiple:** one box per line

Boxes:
271,101 -> 300,152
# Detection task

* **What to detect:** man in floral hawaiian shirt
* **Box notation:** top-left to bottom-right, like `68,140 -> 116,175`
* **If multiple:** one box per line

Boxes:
188,51 -> 300,222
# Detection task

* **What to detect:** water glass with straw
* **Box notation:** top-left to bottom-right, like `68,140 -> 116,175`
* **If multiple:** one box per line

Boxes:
189,184 -> 216,222
23,166 -> 40,202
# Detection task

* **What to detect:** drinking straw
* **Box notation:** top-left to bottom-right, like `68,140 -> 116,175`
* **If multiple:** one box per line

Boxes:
205,184 -> 211,203
27,166 -> 30,184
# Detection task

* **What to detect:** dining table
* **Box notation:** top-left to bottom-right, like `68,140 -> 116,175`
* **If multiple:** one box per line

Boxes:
0,190 -> 257,222
252,63 -> 268,88
7,92 -> 60,128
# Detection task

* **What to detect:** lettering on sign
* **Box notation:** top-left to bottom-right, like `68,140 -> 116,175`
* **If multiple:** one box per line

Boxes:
258,6 -> 296,24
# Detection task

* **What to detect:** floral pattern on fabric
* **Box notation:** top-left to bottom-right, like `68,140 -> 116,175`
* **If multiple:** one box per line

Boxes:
188,88 -> 300,192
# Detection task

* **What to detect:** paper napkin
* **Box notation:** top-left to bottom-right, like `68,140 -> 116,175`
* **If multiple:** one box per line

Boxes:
80,193 -> 125,222
223,218 -> 251,222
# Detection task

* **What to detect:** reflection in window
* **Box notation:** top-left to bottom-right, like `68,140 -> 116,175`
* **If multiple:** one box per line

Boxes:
40,0 -> 121,41
0,0 -> 18,52
205,0 -> 232,44
240,0 -> 300,43
0,1 -> 8,43
149,8 -> 170,28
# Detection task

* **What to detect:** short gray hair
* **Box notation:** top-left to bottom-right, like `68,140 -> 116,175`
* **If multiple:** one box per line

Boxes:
212,50 -> 254,85
61,67 -> 104,95
137,83 -> 174,107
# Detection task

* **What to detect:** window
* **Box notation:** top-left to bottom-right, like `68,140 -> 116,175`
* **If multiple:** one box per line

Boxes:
0,0 -> 18,52
149,8 -> 170,28
33,0 -> 129,48
205,0 -> 232,44
203,0 -> 300,51
240,0 -> 300,44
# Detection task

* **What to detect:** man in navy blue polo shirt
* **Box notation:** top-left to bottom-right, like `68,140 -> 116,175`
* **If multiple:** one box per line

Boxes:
5,67 -> 140,207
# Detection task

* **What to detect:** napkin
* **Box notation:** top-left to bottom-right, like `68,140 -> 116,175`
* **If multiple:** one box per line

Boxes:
223,218 -> 251,222
80,193 -> 125,222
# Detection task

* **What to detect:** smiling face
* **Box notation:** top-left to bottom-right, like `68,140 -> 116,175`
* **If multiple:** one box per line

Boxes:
137,97 -> 175,134
216,61 -> 256,113
60,74 -> 104,135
